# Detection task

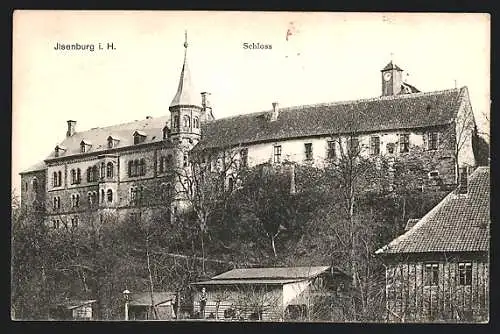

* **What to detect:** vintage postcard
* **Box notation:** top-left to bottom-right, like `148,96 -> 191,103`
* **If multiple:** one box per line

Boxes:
12,11 -> 490,322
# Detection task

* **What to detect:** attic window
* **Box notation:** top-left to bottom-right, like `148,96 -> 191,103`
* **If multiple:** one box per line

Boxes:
107,136 -> 120,149
133,131 -> 146,145
80,140 -> 92,153
54,145 -> 66,157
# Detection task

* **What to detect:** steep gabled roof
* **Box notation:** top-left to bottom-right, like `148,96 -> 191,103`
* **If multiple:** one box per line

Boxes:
375,167 -> 490,255
194,87 -> 466,151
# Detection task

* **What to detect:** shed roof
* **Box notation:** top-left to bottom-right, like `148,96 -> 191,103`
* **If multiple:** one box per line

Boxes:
128,292 -> 176,306
212,266 -> 331,280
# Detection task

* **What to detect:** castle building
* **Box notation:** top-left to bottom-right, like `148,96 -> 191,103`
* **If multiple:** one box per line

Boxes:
19,34 -> 478,229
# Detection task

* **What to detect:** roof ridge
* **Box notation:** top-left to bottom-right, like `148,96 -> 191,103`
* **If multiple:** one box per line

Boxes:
74,115 -> 169,134
208,88 -> 464,123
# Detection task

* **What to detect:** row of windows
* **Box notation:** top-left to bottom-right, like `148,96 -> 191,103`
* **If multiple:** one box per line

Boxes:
53,189 -> 113,210
172,115 -> 200,131
53,163 -> 116,188
272,132 -> 439,163
51,217 -> 78,229
128,159 -> 146,177
424,262 -> 472,287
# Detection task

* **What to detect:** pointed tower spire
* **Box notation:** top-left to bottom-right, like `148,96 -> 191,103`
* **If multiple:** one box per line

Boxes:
170,30 -> 199,108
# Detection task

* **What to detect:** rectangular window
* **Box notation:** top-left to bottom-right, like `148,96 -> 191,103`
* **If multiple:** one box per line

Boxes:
428,132 -> 439,150
327,141 -> 336,160
424,263 -> 439,286
128,161 -> 133,177
370,136 -> 380,155
347,137 -> 359,155
399,134 -> 410,153
304,143 -> 313,160
458,262 -> 472,286
273,145 -> 282,163
240,148 -> 248,167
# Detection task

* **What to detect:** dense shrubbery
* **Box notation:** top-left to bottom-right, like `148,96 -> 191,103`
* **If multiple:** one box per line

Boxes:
11,154 -> 449,320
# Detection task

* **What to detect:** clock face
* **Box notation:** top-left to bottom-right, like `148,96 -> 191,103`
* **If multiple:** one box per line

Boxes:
383,72 -> 392,81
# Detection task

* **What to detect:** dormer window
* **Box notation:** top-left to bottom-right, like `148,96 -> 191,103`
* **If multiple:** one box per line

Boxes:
54,145 -> 66,157
133,131 -> 146,145
80,140 -> 92,153
107,136 -> 120,149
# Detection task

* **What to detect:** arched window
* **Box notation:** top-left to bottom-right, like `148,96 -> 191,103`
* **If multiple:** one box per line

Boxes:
71,169 -> 76,184
92,166 -> 98,181
140,159 -> 146,176
100,162 -> 106,179
107,137 -> 113,149
58,171 -> 62,187
130,187 -> 137,205
106,162 -> 114,178
193,116 -> 199,129
71,217 -> 78,229
107,189 -> 113,203
75,194 -> 80,207
173,115 -> 179,130
134,160 -> 140,176
76,168 -> 81,184
87,167 -> 92,182
183,115 -> 191,129
53,197 -> 57,210
80,142 -> 86,153
52,172 -> 57,187
32,178 -> 38,193
101,189 -> 105,203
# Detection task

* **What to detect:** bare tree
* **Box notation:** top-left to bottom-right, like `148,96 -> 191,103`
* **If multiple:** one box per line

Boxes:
172,145 -> 241,273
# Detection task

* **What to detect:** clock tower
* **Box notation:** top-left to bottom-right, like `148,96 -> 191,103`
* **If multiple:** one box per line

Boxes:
381,61 -> 403,96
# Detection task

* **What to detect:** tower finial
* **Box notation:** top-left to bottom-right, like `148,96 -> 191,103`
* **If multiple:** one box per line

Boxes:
390,52 -> 394,63
184,30 -> 188,49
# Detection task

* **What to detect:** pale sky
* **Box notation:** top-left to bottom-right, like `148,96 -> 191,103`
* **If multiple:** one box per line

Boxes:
12,11 -> 490,196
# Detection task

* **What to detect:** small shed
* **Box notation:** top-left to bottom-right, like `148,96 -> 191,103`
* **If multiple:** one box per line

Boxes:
128,292 -> 176,320
49,299 -> 97,320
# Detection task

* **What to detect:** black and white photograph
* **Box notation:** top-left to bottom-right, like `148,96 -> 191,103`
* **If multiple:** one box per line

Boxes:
11,11 -> 490,322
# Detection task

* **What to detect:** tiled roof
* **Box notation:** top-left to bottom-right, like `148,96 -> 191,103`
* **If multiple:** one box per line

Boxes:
404,218 -> 420,231
194,87 -> 466,151
20,161 -> 47,174
24,87 -> 466,173
128,292 -> 175,306
211,266 -> 331,280
44,115 -> 171,161
376,167 -> 490,254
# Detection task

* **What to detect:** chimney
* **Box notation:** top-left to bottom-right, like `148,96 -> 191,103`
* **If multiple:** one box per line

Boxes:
270,102 -> 279,122
458,166 -> 469,194
66,120 -> 76,137
201,92 -> 214,121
